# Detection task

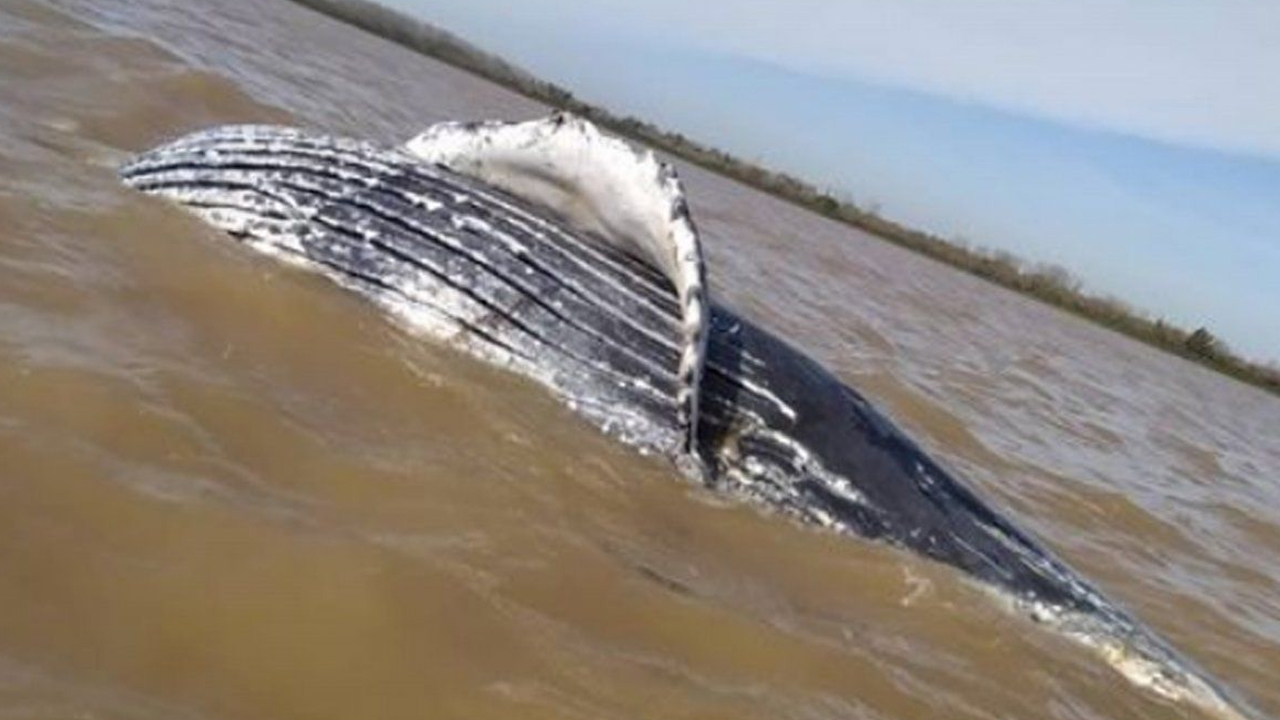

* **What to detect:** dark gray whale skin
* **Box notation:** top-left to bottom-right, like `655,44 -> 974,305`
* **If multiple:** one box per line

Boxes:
118,125 -> 1245,715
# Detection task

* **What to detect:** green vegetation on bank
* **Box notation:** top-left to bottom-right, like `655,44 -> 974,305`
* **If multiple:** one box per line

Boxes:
290,0 -> 1280,397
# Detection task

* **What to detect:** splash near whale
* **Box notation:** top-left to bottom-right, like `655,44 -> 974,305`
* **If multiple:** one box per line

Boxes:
119,114 -> 1254,719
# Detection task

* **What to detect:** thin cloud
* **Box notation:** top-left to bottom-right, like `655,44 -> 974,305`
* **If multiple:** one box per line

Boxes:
399,0 -> 1280,159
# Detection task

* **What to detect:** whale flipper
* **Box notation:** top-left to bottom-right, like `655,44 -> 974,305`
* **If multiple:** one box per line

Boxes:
405,113 -> 708,463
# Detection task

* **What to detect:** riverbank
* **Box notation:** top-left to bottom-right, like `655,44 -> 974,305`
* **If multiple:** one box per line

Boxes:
287,0 -> 1280,398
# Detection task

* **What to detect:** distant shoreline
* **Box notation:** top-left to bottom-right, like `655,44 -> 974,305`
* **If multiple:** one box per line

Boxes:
287,0 -> 1279,397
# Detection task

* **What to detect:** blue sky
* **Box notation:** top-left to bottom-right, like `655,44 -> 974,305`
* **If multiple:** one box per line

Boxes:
380,0 -> 1280,362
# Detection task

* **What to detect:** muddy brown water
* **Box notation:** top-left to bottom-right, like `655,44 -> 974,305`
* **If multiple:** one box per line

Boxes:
2,1 -> 1279,718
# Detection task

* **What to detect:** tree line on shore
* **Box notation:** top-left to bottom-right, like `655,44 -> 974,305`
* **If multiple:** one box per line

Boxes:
290,0 -> 1280,397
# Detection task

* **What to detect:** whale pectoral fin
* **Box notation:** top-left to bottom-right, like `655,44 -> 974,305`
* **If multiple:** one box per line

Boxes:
664,182 -> 708,458
404,112 -> 709,458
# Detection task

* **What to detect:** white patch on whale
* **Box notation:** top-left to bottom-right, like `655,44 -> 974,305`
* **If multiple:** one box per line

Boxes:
404,112 -> 709,463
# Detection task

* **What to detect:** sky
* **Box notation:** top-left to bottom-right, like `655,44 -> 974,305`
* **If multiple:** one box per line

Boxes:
381,0 -> 1280,362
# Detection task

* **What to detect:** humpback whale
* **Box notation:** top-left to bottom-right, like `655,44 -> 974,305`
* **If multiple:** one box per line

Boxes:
119,115 -> 1253,719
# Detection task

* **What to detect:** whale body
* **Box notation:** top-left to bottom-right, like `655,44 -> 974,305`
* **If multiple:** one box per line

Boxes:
119,118 -> 1251,719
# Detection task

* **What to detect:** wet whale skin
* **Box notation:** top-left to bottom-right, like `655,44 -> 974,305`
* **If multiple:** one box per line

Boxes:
118,124 -> 1242,716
